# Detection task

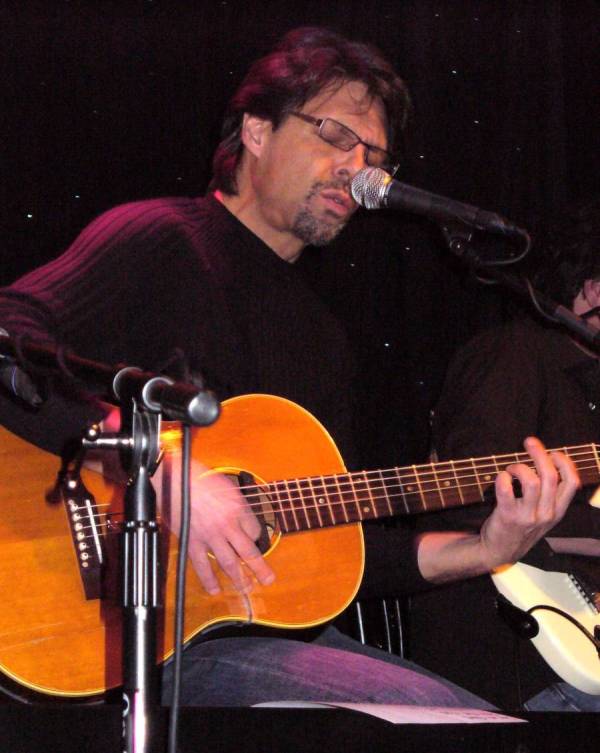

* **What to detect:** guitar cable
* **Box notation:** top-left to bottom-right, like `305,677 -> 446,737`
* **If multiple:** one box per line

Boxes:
526,604 -> 600,658
168,422 -> 193,753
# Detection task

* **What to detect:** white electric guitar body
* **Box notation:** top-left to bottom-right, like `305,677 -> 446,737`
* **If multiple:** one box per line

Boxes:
493,561 -> 600,694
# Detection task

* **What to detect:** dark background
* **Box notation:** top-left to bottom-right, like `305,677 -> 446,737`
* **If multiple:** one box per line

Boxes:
3,0 -> 600,466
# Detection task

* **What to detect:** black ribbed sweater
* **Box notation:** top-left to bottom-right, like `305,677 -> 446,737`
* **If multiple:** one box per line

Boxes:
0,194 -> 428,601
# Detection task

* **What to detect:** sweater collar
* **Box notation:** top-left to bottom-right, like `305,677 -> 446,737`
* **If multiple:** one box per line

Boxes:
201,193 -> 303,280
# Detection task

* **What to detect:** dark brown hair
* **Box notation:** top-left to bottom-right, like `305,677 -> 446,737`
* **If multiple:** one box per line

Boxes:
210,26 -> 411,194
532,198 -> 600,305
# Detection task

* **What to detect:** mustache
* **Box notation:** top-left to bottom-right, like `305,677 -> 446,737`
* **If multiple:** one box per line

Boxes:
304,179 -> 352,200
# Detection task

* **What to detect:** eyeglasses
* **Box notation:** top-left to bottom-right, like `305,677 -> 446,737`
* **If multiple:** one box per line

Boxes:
289,111 -> 399,176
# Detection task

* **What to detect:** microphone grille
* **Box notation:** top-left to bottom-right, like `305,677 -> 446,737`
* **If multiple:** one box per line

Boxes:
350,167 -> 390,210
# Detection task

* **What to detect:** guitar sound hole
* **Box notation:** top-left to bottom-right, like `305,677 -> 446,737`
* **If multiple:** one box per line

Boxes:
234,470 -> 279,555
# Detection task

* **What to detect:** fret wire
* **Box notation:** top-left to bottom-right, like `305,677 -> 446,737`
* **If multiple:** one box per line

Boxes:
240,464 -> 595,522
86,461 -> 600,524
69,459 -> 600,532
470,457 -> 486,499
283,478 -> 301,531
297,477 -> 316,528
362,470 -> 377,519
394,467 -> 411,513
307,475 -> 324,528
272,481 -> 287,532
379,468 -> 394,516
334,473 -> 350,523
347,472 -> 364,521
81,463 -> 587,530
398,468 -> 414,512
259,462 -> 600,517
269,481 -> 288,533
72,445 -> 599,519
322,475 -> 338,525
168,452 -> 600,513
352,471 -> 368,519
412,464 -> 427,511
449,459 -> 464,504
167,445 -> 600,511
429,460 -> 446,508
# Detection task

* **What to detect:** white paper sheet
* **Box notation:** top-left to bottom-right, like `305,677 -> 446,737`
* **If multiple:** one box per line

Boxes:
253,700 -> 526,724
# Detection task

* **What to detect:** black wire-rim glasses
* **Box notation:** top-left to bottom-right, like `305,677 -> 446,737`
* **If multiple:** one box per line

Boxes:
289,111 -> 400,176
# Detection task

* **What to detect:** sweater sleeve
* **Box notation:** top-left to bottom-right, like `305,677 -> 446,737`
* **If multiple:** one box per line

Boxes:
0,199 -> 205,454
433,319 -> 545,461
358,522 -> 432,598
416,319 -> 547,534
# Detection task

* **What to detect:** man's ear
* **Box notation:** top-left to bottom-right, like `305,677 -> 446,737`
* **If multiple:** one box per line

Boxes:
582,278 -> 600,308
241,113 -> 271,157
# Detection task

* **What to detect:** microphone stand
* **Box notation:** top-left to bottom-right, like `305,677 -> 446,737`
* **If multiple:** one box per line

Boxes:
92,372 -> 164,753
440,224 -> 600,353
0,335 -> 220,753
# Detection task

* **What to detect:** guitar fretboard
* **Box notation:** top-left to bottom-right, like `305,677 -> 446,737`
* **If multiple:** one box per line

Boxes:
258,444 -> 600,534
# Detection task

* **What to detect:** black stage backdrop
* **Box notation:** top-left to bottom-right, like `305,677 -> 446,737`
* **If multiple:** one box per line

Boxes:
3,0 -> 599,467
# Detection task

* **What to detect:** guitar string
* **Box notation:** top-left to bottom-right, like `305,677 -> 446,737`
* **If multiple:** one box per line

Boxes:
70,443 -> 597,516
71,452 -> 600,526
69,448 -> 600,522
69,452 -> 600,523
71,457 -> 600,543
238,449 -> 599,499
220,453 -> 600,514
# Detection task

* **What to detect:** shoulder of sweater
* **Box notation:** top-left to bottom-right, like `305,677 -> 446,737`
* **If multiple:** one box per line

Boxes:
457,315 -> 557,358
65,196 -> 218,267
77,197 -> 212,241
87,195 -> 207,232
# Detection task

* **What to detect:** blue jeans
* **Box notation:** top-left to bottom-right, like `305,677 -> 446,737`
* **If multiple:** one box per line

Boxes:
161,626 -> 495,709
525,682 -> 600,711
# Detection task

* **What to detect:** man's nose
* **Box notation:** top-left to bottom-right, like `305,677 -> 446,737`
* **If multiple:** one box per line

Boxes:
334,145 -> 368,179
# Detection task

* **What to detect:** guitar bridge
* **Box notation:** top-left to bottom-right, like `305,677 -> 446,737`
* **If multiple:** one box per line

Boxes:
568,572 -> 600,615
59,470 -> 104,600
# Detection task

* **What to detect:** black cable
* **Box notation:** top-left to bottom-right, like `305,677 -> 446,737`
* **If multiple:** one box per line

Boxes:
527,604 -> 600,655
476,229 -> 532,266
168,423 -> 192,753
523,277 -> 561,323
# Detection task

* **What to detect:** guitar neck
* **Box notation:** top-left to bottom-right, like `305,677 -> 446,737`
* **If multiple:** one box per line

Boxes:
267,444 -> 600,534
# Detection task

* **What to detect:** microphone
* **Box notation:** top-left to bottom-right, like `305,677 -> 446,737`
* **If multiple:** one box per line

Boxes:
0,328 -> 44,407
351,167 -> 528,238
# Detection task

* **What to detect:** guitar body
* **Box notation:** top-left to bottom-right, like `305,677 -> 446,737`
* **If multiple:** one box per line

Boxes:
2,392 -> 598,698
0,394 -> 364,697
492,562 -> 600,695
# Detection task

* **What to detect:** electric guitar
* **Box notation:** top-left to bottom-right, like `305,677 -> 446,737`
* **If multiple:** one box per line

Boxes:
0,393 -> 599,697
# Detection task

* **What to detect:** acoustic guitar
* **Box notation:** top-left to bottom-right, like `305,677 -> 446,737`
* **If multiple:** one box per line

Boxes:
0,393 -> 599,697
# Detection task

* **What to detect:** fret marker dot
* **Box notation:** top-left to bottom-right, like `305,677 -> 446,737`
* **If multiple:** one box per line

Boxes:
363,506 -> 370,514
406,486 -> 413,492
484,475 -> 492,481
443,480 -> 450,486
318,497 -> 325,505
